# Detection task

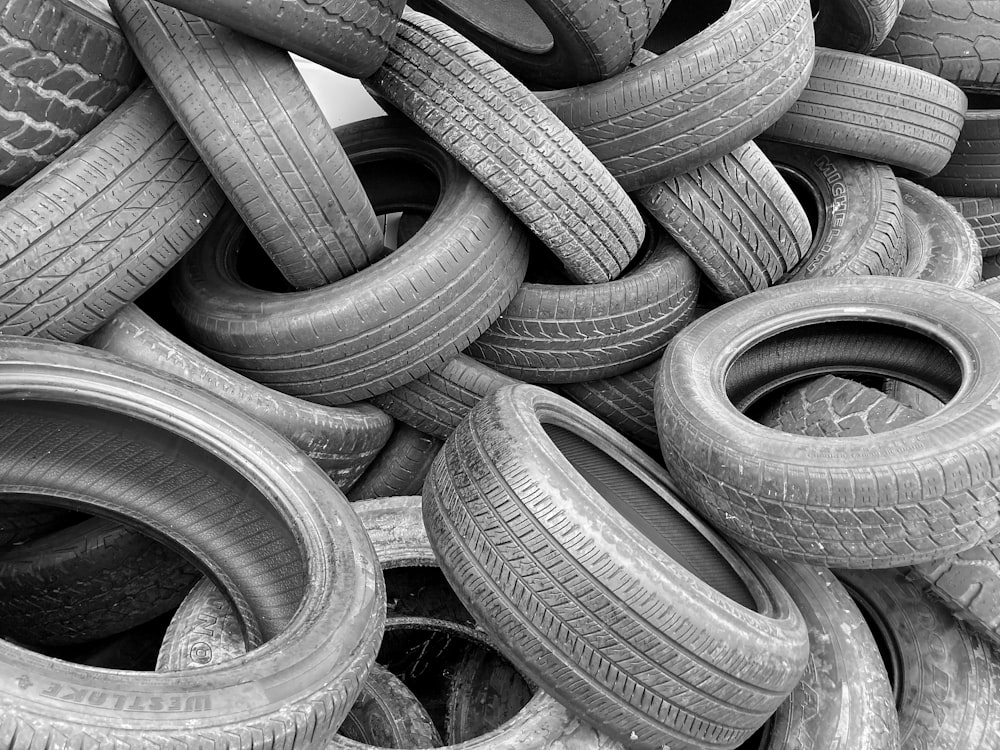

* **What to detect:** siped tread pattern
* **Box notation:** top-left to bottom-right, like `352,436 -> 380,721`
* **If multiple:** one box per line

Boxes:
347,425 -> 442,502
371,355 -> 518,440
111,0 -> 383,290
947,196 -> 1000,256
0,82 -> 222,342
922,108 -> 1000,197
637,141 -> 811,299
561,360 -> 659,450
899,178 -> 982,289
873,0 -> 1000,93
0,0 -> 142,186
536,0 -> 816,190
764,47 -> 968,177
365,8 -> 644,284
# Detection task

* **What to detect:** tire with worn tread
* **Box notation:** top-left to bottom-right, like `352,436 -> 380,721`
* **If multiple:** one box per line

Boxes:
899,178 -> 982,288
347,426 -> 442,503
424,384 -> 809,750
0,0 -> 142,186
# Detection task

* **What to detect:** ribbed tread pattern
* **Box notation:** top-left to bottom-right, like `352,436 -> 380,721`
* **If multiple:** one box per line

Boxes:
0,83 -> 223,342
923,109 -> 1000,197
900,178 -> 982,289
947,196 -> 1000,256
365,8 -> 644,284
465,234 -> 699,383
561,360 -> 659,450
873,0 -> 1000,92
111,0 -> 383,289
371,354 -> 518,440
765,47 -> 968,176
636,141 -> 811,299
0,0 -> 141,186
347,425 -> 442,502
537,0 -> 816,190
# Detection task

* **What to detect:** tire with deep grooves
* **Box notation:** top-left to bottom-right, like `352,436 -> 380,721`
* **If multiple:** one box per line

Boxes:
921,109 -> 1000,197
899,179 -> 982,288
424,384 -> 809,750
947,197 -> 1000,256
561,359 -> 659,450
347,426 -> 442,503
111,0 -> 383,289
364,8 -> 644,285
0,0 -> 142,186
0,83 -> 223,342
0,336 -> 383,749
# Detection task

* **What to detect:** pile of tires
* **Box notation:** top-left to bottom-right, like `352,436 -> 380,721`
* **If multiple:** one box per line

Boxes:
2,0 -> 1000,748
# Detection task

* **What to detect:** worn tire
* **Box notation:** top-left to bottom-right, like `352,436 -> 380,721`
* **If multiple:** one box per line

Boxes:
636,140 -> 811,299
424,384 -> 809,749
171,117 -> 529,405
365,9 -> 643,285
764,47 -> 968,177
0,0 -> 141,186
87,303 -> 391,489
0,500 -> 79,548
656,276 -> 1000,568
947,196 -> 1000,256
536,0 -> 815,190
560,359 -> 659,450
899,179 -> 982,288
445,646 -> 535,745
812,0 -> 902,54
111,0 -> 382,289
0,337 -> 383,748
346,426 -> 442,503
759,141 -> 906,281
0,82 -> 222,341
921,108 -> 1000,198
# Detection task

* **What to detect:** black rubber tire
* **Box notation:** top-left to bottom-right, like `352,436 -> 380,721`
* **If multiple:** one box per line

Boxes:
984,253 -> 1000,280
465,226 -> 699,383
761,561 -> 899,750
408,0 -> 669,88
635,140 -> 811,299
759,141 -> 907,281
882,378 -> 945,415
111,0 -> 383,290
48,612 -> 173,671
0,82 -> 222,342
899,178 -> 982,288
560,359 -> 659,450
347,426 -> 442,503
656,276 -> 1000,568
0,499 -> 80,548
136,0 -> 406,78
0,517 -> 199,646
172,117 -> 529,405
812,0 -> 902,54
337,662 -> 443,748
160,495 -> 604,750
837,569 -> 1000,749
872,0 -> 1000,93
0,337 -> 383,747
921,108 -> 1000,197
86,303 -> 392,489
947,196 -> 1000,256
535,0 -> 815,190
371,355 -> 518,441
445,646 -> 535,745
0,0 -> 142,186
364,9 -> 644,285
763,47 -> 968,177
424,384 -> 809,750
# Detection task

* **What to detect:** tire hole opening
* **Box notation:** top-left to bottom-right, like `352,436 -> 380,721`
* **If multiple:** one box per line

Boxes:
643,0 -> 731,54
838,579 -> 905,710
777,165 -> 821,238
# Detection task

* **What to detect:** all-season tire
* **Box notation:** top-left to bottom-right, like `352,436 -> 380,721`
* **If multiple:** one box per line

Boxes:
656,276 -> 1000,568
812,0 -> 902,53
0,337 -> 383,748
561,359 -> 659,450
424,385 -> 809,750
0,82 -> 222,341
171,117 -> 530,405
764,47 -> 968,177
0,0 -> 142,186
899,179 -> 982,288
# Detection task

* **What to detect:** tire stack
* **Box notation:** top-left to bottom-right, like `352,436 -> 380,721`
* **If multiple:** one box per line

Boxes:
1,0 -> 999,749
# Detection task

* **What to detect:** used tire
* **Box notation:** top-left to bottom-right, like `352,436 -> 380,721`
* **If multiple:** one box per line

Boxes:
561,359 -> 659,450
764,47 -> 968,177
445,645 -> 535,744
346,426 -> 442,503
0,0 -> 142,185
899,178 -> 982,288
424,384 -> 809,749
947,196 -> 1000,256
812,0 -> 902,54
921,107 -> 1000,197
171,117 -> 529,405
111,0 -> 383,289
656,276 -> 1000,568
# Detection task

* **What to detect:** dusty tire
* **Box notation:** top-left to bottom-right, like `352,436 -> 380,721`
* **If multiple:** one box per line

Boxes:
87,304 -> 392,489
365,9 -> 644,284
759,141 -> 906,281
171,117 -> 529,405
0,0 -> 141,186
812,0 -> 902,53
947,196 -> 1000,256
560,359 -> 659,450
636,140 -> 811,299
346,426 -> 442,503
0,337 -> 384,748
0,82 -> 223,341
899,179 -> 982,288
656,276 -> 1000,568
424,384 -> 809,749
921,108 -> 1000,198
764,47 -> 968,177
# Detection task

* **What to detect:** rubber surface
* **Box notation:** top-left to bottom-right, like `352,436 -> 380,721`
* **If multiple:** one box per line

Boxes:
561,359 -> 659,450
0,0 -> 141,185
535,0 -> 816,190
899,178 -> 982,288
764,47 -> 968,177
947,197 -> 1000,256
112,0 -> 383,290
922,108 -> 1000,197
812,0 -> 902,53
347,426 -> 442,502
0,82 -> 223,341
365,9 -> 644,284
445,646 -> 535,744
